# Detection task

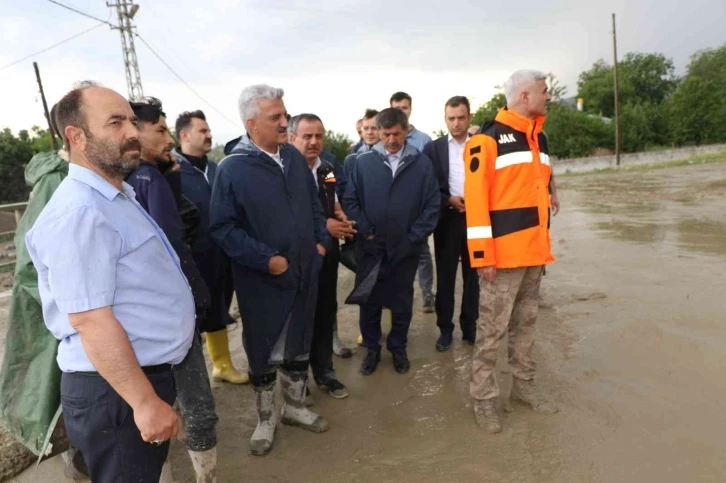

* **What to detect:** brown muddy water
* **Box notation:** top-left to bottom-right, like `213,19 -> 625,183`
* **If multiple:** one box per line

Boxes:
4,161 -> 726,482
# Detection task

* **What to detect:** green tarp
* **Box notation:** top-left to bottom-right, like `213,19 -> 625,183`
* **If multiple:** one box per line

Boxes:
0,151 -> 67,457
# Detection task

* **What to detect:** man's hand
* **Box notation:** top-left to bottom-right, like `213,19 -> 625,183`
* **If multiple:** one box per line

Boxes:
365,234 -> 375,241
316,243 -> 326,257
551,192 -> 560,217
268,255 -> 289,275
134,395 -> 179,443
449,196 -> 466,212
327,218 -> 357,240
477,266 -> 497,283
334,202 -> 348,222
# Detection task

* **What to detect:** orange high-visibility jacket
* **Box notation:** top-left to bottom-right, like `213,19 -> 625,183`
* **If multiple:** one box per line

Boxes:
464,108 -> 555,269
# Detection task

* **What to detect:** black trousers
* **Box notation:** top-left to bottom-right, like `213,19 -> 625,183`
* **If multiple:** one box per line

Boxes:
60,368 -> 176,483
433,209 -> 479,337
310,243 -> 339,381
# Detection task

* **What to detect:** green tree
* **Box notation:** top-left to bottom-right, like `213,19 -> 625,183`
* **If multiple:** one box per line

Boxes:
323,130 -> 353,163
668,44 -> 726,145
0,128 -> 35,203
472,92 -> 506,126
577,53 -> 677,118
544,104 -> 614,158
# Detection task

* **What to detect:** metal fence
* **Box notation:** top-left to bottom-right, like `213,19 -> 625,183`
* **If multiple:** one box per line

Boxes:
0,202 -> 27,275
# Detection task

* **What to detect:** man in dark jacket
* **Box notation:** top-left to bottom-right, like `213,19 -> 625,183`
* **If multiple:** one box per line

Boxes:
209,85 -> 331,456
172,110 -> 248,385
342,108 -> 439,376
424,96 -> 479,352
125,97 -> 219,482
289,113 -> 356,399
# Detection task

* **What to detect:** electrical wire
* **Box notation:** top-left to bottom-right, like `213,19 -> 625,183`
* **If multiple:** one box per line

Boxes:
135,33 -> 240,128
0,23 -> 106,71
46,0 -> 115,27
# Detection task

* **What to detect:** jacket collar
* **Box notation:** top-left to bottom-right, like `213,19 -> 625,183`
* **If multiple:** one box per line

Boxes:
371,141 -> 419,162
495,107 -> 546,137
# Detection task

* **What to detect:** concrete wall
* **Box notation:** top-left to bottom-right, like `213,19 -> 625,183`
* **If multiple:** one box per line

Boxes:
552,144 -> 726,175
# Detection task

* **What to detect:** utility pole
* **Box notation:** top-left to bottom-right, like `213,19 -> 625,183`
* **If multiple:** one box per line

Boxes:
107,0 -> 143,100
612,13 -> 621,166
33,62 -> 58,150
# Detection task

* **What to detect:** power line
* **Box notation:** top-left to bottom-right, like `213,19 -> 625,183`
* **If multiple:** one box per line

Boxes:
135,33 -> 240,128
0,23 -> 106,71
46,0 -> 115,27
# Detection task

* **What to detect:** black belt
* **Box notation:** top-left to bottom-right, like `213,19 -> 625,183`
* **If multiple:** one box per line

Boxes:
75,363 -> 172,376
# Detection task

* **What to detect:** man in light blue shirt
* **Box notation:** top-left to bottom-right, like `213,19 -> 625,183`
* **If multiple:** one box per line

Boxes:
390,91 -> 435,312
25,82 -> 194,483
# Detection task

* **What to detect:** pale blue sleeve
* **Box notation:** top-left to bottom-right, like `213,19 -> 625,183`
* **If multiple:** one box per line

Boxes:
27,206 -> 122,314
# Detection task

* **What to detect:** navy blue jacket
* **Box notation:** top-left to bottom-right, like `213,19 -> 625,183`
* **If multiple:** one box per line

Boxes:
209,136 -> 330,373
342,142 -> 439,305
126,161 -> 211,321
173,149 -> 234,333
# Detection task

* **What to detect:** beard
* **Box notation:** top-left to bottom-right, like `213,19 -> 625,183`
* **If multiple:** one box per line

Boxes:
85,133 -> 140,179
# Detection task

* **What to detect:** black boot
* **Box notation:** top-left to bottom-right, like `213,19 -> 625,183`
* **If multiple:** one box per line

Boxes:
360,348 -> 381,375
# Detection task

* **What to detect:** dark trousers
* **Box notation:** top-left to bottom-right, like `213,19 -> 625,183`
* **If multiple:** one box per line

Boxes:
60,369 -> 176,483
359,256 -> 417,352
173,334 -> 218,452
433,209 -> 480,337
310,243 -> 340,382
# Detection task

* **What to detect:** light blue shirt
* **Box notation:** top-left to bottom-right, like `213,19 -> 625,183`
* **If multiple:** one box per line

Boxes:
406,126 -> 433,151
26,164 -> 195,373
385,149 -> 402,175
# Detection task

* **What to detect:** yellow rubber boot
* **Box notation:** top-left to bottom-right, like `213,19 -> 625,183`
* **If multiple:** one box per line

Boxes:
206,329 -> 249,384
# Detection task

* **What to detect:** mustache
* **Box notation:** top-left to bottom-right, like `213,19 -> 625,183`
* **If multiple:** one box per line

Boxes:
277,128 -> 288,134
121,139 -> 141,153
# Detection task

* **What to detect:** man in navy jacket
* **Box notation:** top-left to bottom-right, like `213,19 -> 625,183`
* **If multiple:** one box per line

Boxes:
172,110 -> 248,386
343,108 -> 439,376
209,85 -> 331,456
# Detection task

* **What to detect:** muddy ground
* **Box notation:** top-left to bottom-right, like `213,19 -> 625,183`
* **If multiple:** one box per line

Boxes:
2,159 -> 726,482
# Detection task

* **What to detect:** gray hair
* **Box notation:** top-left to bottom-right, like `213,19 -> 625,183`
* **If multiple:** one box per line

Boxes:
238,84 -> 284,125
504,70 -> 547,106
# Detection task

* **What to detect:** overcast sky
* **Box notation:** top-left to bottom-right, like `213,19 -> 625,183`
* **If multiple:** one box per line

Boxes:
1,0 -> 724,146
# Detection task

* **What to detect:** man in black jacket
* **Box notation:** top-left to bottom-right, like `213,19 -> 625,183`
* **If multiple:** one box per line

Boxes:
125,97 -> 219,482
290,114 -> 355,399
423,96 -> 480,352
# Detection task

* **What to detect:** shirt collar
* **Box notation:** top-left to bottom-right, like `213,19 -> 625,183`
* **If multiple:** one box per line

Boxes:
448,133 -> 470,145
68,163 -> 134,201
385,148 -> 402,159
311,157 -> 322,171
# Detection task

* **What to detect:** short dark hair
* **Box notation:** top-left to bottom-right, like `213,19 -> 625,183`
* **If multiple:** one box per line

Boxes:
54,80 -> 100,151
129,97 -> 165,125
49,103 -> 61,140
445,96 -> 471,114
175,110 -> 206,136
389,91 -> 412,106
288,113 -> 323,135
376,108 -> 408,130
363,109 -> 379,120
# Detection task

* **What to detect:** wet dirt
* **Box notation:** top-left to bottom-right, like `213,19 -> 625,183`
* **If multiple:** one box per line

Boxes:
4,160 -> 726,482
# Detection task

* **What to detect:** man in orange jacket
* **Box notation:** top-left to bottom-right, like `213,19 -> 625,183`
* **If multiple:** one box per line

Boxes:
464,70 -> 559,433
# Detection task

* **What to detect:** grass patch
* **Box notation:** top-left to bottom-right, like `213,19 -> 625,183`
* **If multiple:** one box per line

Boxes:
560,151 -> 726,177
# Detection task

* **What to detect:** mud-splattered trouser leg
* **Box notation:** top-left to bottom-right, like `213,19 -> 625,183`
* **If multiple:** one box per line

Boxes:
470,266 -> 543,400
173,333 -> 219,451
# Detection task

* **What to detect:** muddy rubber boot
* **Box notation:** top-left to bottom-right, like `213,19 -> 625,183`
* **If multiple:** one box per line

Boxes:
250,382 -> 277,456
279,370 -> 330,433
189,447 -> 217,483
474,399 -> 502,433
206,329 -> 249,384
511,378 -> 559,414
333,327 -> 353,358
159,460 -> 174,483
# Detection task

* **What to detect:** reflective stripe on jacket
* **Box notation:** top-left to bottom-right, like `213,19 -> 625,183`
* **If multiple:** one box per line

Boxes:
464,107 -> 555,269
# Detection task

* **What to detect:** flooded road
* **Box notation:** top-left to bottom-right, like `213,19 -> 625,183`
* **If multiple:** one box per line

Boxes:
5,160 -> 726,482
